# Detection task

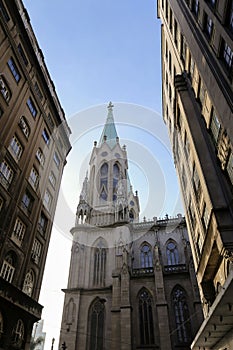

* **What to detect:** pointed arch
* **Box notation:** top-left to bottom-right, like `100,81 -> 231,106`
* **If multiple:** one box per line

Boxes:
65,297 -> 76,324
93,238 -> 107,286
140,243 -> 153,268
88,298 -> 105,350
138,288 -> 155,345
90,165 -> 95,204
166,239 -> 179,265
12,319 -> 24,346
99,163 -> 108,201
0,251 -> 17,283
22,269 -> 34,296
129,208 -> 135,222
172,285 -> 191,344
113,162 -> 120,201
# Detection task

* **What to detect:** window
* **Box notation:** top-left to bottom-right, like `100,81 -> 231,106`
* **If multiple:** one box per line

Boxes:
88,299 -> 105,350
193,163 -> 201,199
43,189 -> 52,210
9,135 -> 23,160
113,163 -> 120,201
27,98 -> 37,118
36,148 -> 45,166
11,217 -> 26,246
172,287 -> 191,343
19,116 -> 30,138
53,152 -> 60,168
12,319 -> 24,346
0,160 -> 13,189
169,8 -> 173,30
204,13 -> 213,40
226,151 -> 233,184
0,253 -> 15,282
22,270 -> 34,296
189,55 -> 195,82
93,240 -> 106,286
49,171 -> 56,187
0,0 -> 10,21
184,131 -> 190,158
202,203 -> 209,230
139,289 -> 155,345
38,212 -> 48,235
18,44 -> 28,66
34,82 -> 43,101
192,0 -> 199,17
22,190 -> 34,213
174,19 -> 178,45
198,78 -> 205,107
42,129 -> 50,145
7,58 -> 21,82
180,34 -> 186,63
226,0 -> 233,33
0,75 -> 11,102
99,163 -> 108,201
166,241 -> 179,265
29,167 -> 39,190
140,244 -> 153,268
0,105 -> 3,118
210,109 -> 221,145
32,239 -> 42,264
220,39 -> 233,77
206,0 -> 216,8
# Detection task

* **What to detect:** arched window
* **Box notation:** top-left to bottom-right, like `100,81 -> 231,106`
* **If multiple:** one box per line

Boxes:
99,163 -> 108,201
113,163 -> 120,201
12,319 -> 24,346
166,241 -> 179,265
93,240 -> 106,286
0,252 -> 16,283
19,116 -> 30,138
0,75 -> 11,102
22,270 -> 34,296
129,209 -> 135,222
172,286 -> 191,343
140,244 -> 153,268
88,299 -> 105,350
138,289 -> 155,345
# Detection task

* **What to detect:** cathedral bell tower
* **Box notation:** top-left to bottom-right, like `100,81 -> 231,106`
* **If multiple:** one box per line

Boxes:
76,102 -> 139,227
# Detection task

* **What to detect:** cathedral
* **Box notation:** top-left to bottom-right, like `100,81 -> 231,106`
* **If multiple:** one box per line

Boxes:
59,103 -> 203,350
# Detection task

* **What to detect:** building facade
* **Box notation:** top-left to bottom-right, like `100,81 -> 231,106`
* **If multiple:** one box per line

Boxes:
157,0 -> 233,348
59,103 -> 203,350
0,1 -> 71,349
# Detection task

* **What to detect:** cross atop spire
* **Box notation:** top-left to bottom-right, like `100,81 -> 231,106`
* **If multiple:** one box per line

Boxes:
108,101 -> 114,111
99,102 -> 118,149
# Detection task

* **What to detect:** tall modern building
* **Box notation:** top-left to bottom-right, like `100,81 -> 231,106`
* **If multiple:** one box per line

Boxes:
0,0 -> 71,349
157,0 -> 233,348
59,103 -> 203,350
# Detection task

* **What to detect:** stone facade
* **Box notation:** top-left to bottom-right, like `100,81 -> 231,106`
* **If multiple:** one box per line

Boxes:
0,1 -> 71,349
157,0 -> 233,348
59,104 -> 203,350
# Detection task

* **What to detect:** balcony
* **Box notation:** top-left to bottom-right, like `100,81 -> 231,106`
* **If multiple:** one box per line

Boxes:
164,264 -> 187,274
132,267 -> 154,277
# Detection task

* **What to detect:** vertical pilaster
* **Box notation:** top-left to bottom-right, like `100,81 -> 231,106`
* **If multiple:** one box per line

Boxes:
154,245 -> 172,350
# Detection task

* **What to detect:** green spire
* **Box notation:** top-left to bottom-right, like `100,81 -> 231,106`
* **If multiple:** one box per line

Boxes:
99,102 -> 118,149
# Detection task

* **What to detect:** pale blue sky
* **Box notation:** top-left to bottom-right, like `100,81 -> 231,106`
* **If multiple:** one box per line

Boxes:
22,1 -> 184,348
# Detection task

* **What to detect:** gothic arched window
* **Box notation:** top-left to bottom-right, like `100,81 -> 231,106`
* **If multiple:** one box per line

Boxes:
12,319 -> 24,346
138,289 -> 155,345
89,299 -> 105,350
113,163 -> 120,201
93,240 -> 106,286
129,209 -> 135,222
22,270 -> 34,296
140,244 -> 153,268
0,252 -> 16,283
172,286 -> 191,343
166,241 -> 179,265
100,163 -> 108,201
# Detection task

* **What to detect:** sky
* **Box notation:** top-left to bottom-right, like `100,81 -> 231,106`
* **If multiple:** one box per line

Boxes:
22,0 -> 184,348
